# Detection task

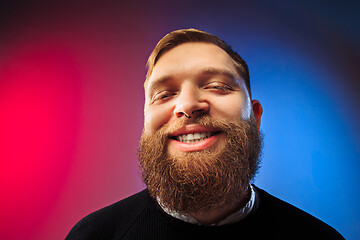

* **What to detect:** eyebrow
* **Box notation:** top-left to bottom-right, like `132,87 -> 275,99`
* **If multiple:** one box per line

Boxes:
147,67 -> 240,96
147,75 -> 173,94
200,67 -> 240,84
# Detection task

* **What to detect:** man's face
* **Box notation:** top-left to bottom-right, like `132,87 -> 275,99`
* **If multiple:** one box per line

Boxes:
144,42 -> 254,157
139,42 -> 263,213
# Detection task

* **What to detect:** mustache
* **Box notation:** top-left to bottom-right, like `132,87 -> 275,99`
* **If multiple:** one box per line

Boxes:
154,115 -> 238,138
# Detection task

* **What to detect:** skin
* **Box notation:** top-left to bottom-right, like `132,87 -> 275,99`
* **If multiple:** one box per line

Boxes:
144,42 -> 263,224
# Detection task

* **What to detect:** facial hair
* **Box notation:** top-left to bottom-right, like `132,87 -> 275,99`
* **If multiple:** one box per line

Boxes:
138,115 -> 263,215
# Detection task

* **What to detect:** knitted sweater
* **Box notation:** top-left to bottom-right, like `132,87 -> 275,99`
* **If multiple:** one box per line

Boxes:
66,186 -> 344,240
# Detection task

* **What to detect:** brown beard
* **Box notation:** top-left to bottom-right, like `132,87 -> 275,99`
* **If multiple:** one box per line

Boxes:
138,115 -> 263,215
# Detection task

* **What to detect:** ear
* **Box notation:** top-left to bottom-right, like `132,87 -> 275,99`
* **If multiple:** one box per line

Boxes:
251,100 -> 263,129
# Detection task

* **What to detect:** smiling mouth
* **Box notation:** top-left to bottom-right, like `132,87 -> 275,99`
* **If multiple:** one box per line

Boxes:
169,131 -> 220,143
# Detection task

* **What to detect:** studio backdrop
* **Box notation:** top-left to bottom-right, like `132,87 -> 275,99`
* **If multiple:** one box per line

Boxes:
0,1 -> 359,239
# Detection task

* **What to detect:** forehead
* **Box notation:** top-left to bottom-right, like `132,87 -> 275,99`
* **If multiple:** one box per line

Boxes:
145,42 -> 240,91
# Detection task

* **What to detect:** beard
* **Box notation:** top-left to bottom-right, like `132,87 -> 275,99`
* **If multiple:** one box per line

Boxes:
138,115 -> 263,215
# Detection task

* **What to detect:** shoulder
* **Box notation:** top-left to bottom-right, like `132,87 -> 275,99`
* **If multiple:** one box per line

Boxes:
252,186 -> 344,239
65,189 -> 150,240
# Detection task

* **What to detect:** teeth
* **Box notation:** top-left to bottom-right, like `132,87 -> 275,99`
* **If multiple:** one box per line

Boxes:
187,133 -> 194,140
194,133 -> 200,140
176,132 -> 215,143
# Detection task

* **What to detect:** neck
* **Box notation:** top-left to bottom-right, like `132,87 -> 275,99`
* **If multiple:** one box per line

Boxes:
189,185 -> 251,225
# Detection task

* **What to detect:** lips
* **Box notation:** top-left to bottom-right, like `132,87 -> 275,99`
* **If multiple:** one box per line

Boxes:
175,132 -> 216,143
168,125 -> 223,152
169,125 -> 220,140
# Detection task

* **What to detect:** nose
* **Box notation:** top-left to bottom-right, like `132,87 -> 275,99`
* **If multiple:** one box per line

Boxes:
174,86 -> 209,119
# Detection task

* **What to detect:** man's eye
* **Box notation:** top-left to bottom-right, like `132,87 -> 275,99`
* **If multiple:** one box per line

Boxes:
211,86 -> 227,90
152,91 -> 175,102
205,83 -> 232,92
160,93 -> 172,99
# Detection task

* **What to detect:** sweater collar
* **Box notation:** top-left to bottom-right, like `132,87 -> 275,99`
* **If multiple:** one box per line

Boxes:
157,184 -> 259,226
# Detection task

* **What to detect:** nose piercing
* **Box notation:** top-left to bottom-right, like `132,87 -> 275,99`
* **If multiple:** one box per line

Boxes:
184,113 -> 191,119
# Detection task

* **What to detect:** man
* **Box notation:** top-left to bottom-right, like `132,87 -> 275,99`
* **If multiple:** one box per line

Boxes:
66,29 -> 344,239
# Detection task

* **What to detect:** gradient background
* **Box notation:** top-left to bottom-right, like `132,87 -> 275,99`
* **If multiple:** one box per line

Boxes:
0,0 -> 359,239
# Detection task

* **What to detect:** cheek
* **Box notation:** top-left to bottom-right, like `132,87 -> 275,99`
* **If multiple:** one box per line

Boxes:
211,94 -> 251,120
144,104 -> 173,134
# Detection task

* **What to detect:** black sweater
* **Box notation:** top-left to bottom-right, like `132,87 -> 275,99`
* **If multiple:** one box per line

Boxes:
66,186 -> 344,239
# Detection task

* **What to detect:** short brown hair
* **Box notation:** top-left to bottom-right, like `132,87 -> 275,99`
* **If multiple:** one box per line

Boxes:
145,28 -> 252,97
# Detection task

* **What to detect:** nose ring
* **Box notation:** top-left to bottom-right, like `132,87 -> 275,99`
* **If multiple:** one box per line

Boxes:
184,113 -> 191,119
